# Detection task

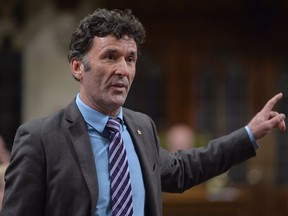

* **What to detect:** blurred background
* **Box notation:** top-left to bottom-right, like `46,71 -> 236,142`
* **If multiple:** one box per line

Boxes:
1,0 -> 288,215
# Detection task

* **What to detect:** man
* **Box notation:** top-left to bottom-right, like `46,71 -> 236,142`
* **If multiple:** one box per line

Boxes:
0,8 -> 286,216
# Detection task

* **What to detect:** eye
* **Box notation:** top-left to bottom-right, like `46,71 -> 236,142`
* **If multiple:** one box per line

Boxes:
106,54 -> 114,60
127,56 -> 136,63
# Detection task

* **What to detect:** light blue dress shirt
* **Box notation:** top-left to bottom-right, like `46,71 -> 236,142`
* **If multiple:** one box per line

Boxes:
76,94 -> 145,216
245,126 -> 259,150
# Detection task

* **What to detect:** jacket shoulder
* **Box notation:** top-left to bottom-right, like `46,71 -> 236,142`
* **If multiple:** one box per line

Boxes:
18,100 -> 79,134
122,108 -> 152,123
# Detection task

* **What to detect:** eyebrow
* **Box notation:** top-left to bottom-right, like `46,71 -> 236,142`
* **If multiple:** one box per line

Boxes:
105,48 -> 118,54
128,51 -> 137,57
104,48 -> 137,56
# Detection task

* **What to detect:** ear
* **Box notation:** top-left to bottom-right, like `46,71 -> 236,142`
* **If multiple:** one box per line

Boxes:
70,59 -> 84,81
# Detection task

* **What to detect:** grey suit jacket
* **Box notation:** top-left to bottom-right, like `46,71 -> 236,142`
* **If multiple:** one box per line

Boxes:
0,100 -> 256,216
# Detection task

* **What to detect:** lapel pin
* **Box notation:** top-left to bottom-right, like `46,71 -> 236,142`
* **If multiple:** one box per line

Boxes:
136,130 -> 142,135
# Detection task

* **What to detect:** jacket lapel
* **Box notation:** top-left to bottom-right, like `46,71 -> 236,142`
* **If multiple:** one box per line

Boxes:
64,101 -> 98,215
123,109 -> 160,216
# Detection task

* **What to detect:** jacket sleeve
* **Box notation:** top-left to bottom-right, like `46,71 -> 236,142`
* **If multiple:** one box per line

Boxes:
159,127 -> 256,193
0,122 -> 46,216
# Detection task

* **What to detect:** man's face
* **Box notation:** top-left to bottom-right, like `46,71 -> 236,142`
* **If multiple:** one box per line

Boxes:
72,35 -> 137,116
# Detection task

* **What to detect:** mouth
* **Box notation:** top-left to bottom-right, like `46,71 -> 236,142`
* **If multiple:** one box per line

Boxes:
109,76 -> 130,92
110,83 -> 128,91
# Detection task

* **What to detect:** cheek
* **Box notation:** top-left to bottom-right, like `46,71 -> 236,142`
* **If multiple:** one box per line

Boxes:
129,70 -> 136,82
83,72 -> 103,93
86,67 -> 106,84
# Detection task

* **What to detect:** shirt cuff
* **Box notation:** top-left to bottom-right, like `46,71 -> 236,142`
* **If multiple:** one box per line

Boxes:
245,126 -> 259,150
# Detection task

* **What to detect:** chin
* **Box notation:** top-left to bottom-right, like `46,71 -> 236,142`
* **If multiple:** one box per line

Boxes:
113,95 -> 127,105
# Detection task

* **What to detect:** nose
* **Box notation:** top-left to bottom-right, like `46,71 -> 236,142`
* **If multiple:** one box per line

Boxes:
115,58 -> 129,77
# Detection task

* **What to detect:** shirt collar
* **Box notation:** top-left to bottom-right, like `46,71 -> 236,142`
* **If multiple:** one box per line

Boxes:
75,93 -> 124,133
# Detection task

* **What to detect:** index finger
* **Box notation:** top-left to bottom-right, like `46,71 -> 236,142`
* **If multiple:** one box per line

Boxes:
262,93 -> 283,112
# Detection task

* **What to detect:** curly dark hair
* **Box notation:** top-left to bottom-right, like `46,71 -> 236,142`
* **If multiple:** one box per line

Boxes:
67,8 -> 146,62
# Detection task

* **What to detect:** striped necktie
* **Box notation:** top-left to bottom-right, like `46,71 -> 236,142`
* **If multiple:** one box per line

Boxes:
105,118 -> 133,216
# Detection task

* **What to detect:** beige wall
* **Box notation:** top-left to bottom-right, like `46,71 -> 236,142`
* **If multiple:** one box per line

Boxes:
21,6 -> 79,122
0,1 -> 98,122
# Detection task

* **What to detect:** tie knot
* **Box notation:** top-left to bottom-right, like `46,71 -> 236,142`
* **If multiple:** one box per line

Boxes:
105,118 -> 121,134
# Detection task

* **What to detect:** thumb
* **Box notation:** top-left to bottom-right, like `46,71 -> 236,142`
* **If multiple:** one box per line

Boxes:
269,113 -> 286,130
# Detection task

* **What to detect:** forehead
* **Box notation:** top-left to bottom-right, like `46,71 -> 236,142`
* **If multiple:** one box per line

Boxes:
90,35 -> 137,54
